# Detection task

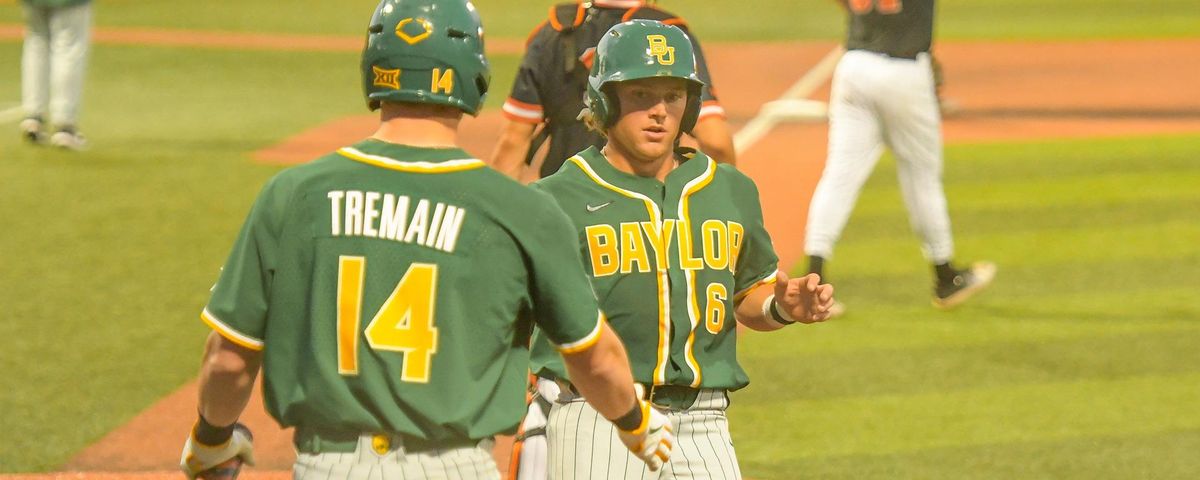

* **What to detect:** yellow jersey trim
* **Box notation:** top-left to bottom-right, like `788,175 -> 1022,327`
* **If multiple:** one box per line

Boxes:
734,269 -> 780,304
678,158 -> 717,388
338,147 -> 485,173
555,311 -> 607,354
201,308 -> 265,351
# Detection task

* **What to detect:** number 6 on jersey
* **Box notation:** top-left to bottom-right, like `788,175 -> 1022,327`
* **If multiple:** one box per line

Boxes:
336,256 -> 439,383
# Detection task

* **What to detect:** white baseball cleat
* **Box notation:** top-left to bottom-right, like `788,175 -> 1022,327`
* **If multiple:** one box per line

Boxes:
50,128 -> 88,151
19,117 -> 44,144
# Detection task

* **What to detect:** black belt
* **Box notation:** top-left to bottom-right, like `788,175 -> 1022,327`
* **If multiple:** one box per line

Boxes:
854,48 -> 922,60
554,378 -> 704,411
293,428 -> 480,454
648,385 -> 703,411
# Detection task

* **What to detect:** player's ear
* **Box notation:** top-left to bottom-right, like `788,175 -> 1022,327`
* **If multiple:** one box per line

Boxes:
578,107 -> 608,137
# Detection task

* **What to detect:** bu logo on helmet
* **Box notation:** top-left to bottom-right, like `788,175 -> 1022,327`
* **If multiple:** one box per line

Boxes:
646,34 -> 675,65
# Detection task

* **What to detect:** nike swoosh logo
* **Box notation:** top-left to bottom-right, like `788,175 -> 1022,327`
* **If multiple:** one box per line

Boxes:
586,201 -> 613,212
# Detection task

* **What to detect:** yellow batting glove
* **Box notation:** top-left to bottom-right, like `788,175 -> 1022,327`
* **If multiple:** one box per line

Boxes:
180,422 -> 255,480
615,399 -> 675,471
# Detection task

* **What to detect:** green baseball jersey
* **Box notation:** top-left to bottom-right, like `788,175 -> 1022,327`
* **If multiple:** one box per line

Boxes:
529,146 -> 779,390
201,139 -> 604,444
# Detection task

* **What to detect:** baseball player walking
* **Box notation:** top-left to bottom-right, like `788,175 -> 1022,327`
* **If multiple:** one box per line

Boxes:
178,2 -> 674,479
805,0 -> 995,313
490,0 -> 735,183
531,20 -> 836,479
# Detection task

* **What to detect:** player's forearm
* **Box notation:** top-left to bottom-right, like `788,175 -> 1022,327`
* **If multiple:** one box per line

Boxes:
691,116 -> 737,166
197,331 -> 262,426
734,283 -> 788,331
489,121 -> 537,180
560,323 -> 640,420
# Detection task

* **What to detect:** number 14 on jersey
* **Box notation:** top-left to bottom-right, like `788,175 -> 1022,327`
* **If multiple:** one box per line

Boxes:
336,256 -> 440,383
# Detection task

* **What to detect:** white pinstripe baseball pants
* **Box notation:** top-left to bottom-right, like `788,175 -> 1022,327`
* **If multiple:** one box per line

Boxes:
293,434 -> 500,480
805,49 -> 954,263
547,389 -> 741,480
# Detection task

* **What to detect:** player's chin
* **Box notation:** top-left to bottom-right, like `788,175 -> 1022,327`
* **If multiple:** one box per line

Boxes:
634,140 -> 672,160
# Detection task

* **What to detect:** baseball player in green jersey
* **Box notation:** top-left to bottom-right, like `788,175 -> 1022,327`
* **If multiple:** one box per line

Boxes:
529,20 -> 837,479
178,2 -> 675,479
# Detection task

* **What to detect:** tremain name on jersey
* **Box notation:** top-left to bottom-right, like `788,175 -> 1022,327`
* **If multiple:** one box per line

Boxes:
326,190 -> 466,254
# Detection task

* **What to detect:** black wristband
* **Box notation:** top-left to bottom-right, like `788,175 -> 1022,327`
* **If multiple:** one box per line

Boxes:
613,401 -> 644,431
769,300 -> 796,325
194,413 -> 236,446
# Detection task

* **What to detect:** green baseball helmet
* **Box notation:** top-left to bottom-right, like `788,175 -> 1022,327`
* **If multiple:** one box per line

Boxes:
361,0 -> 490,115
585,20 -> 705,132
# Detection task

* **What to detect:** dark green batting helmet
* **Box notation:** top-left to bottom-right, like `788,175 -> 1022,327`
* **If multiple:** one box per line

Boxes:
585,20 -> 705,132
361,0 -> 490,115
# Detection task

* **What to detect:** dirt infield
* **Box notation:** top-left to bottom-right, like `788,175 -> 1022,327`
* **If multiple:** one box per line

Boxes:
7,27 -> 1198,477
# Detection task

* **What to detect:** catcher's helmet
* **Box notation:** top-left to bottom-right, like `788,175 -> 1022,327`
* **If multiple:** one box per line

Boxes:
361,0 -> 490,115
585,20 -> 705,133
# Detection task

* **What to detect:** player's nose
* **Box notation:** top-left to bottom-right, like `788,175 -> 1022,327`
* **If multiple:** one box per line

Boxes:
647,97 -> 669,118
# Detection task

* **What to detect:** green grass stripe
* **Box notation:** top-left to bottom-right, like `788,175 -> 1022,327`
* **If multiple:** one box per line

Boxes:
738,330 -> 1200,402
853,168 -> 1200,214
947,171 -> 1200,210
844,197 -> 1197,240
0,44 -> 519,152
944,135 -> 1200,182
741,288 -> 1198,356
830,222 -> 1200,279
817,256 -> 1198,315
732,372 -> 1200,459
742,429 -> 1200,479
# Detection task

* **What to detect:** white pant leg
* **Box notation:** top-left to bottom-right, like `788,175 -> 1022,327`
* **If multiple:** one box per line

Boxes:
880,54 -> 954,263
408,440 -> 500,480
658,390 -> 741,480
48,2 -> 92,127
514,378 -> 561,480
805,51 -> 887,259
293,435 -> 499,480
21,4 -> 51,119
516,401 -> 549,480
546,397 -> 653,480
294,451 -> 356,480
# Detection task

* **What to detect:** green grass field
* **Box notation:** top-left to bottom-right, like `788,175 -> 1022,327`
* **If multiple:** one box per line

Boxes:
1,0 -> 1198,475
733,135 -> 1200,478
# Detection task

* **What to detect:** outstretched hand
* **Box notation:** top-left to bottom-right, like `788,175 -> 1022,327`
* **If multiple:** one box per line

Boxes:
772,270 -> 835,324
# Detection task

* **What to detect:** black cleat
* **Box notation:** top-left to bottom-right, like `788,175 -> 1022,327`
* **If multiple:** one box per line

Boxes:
933,261 -> 996,309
